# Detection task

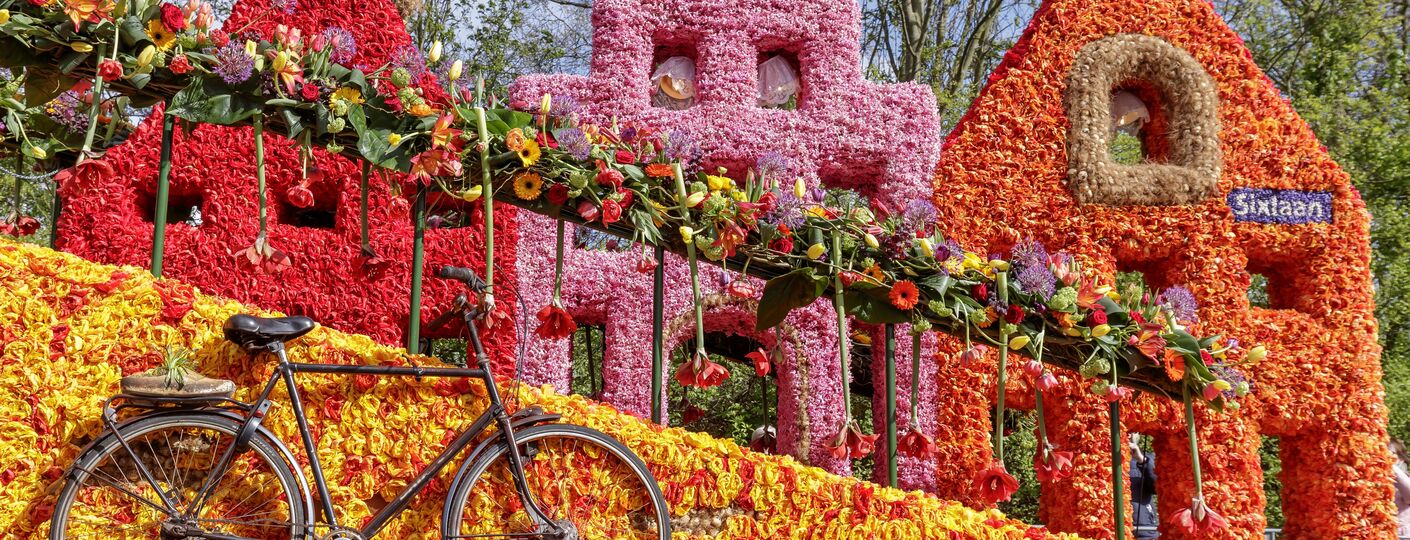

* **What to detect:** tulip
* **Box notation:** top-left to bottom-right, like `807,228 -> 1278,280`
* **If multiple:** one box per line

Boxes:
863,233 -> 879,249
70,41 -> 93,53
458,185 -> 482,203
1008,335 -> 1031,350
678,226 -> 694,243
793,177 -> 806,198
806,243 -> 826,260
428,40 -> 442,64
0,9 -> 10,24
958,344 -> 989,366
448,60 -> 463,82
989,259 -> 1010,271
683,191 -> 706,207
1246,345 -> 1267,363
1021,360 -> 1044,378
244,40 -> 258,57
1091,324 -> 1111,337
136,45 -> 156,68
917,238 -> 934,258
1037,372 -> 1059,391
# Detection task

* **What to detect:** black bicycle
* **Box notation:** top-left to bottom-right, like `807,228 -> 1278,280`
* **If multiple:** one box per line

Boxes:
48,265 -> 670,539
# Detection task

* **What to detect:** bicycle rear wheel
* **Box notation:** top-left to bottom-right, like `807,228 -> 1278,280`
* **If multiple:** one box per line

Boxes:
444,424 -> 670,540
48,412 -> 308,539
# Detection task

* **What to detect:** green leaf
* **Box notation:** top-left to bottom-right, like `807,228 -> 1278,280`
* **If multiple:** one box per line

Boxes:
1097,296 -> 1131,326
167,76 -> 263,125
918,274 -> 954,298
756,268 -> 828,330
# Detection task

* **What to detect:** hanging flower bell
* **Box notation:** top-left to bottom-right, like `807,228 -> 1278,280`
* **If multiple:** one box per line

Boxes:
674,349 -> 729,388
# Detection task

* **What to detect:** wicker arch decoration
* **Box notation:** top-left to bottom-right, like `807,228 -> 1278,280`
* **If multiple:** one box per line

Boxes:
1064,33 -> 1222,206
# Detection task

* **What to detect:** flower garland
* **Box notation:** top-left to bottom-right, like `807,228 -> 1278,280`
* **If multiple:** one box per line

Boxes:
934,0 -> 1392,537
0,239 -> 1087,539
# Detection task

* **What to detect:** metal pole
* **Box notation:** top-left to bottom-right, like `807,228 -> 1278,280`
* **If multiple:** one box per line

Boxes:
1111,400 -> 1125,538
885,323 -> 898,487
651,244 -> 665,424
407,188 -> 427,354
150,113 -> 175,276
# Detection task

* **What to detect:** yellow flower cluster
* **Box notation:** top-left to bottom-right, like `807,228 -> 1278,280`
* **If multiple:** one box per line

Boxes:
0,239 -> 1080,539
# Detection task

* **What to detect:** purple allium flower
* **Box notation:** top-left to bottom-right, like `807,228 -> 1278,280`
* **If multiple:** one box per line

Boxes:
1010,238 -> 1056,300
556,127 -> 591,161
550,94 -> 580,117
1158,286 -> 1200,323
271,0 -> 297,14
763,189 -> 806,229
901,199 -> 938,231
390,44 -> 426,79
321,26 -> 357,65
755,152 -> 791,181
663,129 -> 701,165
48,91 -> 89,133
212,41 -> 254,84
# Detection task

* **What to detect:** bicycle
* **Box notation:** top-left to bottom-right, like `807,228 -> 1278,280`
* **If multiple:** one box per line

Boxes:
48,265 -> 671,540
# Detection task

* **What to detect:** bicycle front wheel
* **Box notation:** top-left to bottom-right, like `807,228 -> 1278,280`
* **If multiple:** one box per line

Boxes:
48,412 -> 308,539
445,424 -> 670,540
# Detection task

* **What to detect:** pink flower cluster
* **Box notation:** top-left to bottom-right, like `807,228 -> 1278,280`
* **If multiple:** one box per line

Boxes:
509,0 -> 942,473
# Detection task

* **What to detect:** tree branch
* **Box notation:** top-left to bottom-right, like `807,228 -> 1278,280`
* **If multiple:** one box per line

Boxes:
545,0 -> 591,8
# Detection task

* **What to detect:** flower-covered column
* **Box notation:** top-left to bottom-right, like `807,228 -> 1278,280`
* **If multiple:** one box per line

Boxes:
1038,375 -> 1129,538
1278,410 -> 1395,539
867,325 -> 941,491
928,333 -> 997,507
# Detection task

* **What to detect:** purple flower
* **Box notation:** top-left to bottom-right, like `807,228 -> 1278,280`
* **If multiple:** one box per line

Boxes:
48,91 -> 89,133
272,0 -> 297,14
1010,239 -> 1056,300
663,129 -> 701,165
212,42 -> 254,84
755,152 -> 791,180
557,127 -> 591,161
1158,286 -> 1199,323
1210,363 -> 1250,399
390,44 -> 426,80
901,199 -> 937,231
321,26 -> 357,66
763,189 -> 806,229
550,94 -> 580,117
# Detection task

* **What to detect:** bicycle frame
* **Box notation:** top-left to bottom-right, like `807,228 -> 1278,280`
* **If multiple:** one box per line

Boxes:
171,314 -> 557,539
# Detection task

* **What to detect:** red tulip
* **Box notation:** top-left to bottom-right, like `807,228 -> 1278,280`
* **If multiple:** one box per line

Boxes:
534,303 -> 576,340
575,200 -> 599,222
169,54 -> 192,75
1105,385 -> 1133,403
1037,372 -> 1059,392
746,348 -> 770,377
287,184 -> 315,208
595,168 -> 624,189
635,253 -> 658,274
614,149 -> 635,164
1021,359 -> 1044,378
1174,498 -> 1229,535
600,198 -> 622,225
727,279 -> 757,299
1033,450 -> 1074,482
897,427 -> 938,459
958,344 -> 989,366
545,183 -> 569,206
973,462 -> 1020,503
675,351 -> 729,388
97,59 -> 123,81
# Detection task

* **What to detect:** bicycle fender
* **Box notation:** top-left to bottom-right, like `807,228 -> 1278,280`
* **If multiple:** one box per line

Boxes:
63,409 -> 315,527
439,413 -> 561,529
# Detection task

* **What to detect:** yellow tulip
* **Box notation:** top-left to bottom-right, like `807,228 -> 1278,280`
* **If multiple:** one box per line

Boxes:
1106,290 -> 1121,301
244,39 -> 258,57
679,226 -> 694,243
863,233 -> 879,249
136,45 -> 156,68
70,41 -> 94,53
539,93 -> 551,116
917,238 -> 935,258
387,133 -> 402,146
989,259 -> 1010,271
1091,324 -> 1111,338
459,185 -> 482,203
26,145 -> 45,159
1008,335 -> 1030,350
428,40 -> 442,64
706,175 -> 733,192
793,177 -> 806,198
0,9 -> 9,24
683,191 -> 706,207
448,60 -> 463,81
1064,327 -> 1083,337
806,243 -> 826,260
1246,345 -> 1267,362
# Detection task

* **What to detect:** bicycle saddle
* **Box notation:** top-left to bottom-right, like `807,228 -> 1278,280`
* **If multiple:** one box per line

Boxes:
223,314 -> 317,350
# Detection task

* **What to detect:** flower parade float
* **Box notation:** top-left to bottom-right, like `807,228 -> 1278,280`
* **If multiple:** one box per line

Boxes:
0,0 -> 1388,537
0,239 -> 1088,538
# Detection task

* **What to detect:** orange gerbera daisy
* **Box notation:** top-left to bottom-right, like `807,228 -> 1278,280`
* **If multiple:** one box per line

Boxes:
645,163 -> 675,177
889,280 -> 920,310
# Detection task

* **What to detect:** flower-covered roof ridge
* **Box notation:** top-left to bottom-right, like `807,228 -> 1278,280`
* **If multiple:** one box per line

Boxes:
933,0 -> 1391,537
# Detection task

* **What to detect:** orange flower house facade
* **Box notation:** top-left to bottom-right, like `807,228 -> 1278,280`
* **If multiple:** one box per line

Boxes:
929,0 -> 1393,538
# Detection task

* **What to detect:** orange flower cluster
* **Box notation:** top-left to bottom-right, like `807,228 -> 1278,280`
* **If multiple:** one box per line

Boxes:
929,0 -> 1393,538
0,239 -> 1082,539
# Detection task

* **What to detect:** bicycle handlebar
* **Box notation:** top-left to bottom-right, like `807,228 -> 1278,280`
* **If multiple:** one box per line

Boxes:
437,265 -> 487,293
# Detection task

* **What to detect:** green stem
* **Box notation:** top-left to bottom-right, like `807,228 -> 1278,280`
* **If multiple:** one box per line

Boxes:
1111,357 -> 1125,538
407,188 -> 427,354
909,332 -> 921,422
150,113 -> 174,277
80,45 -> 109,154
1033,331 -> 1049,449
475,106 -> 493,291
833,231 -> 851,421
885,323 -> 898,487
551,219 -> 565,303
651,244 -> 666,424
253,114 -> 266,239
359,161 -> 370,252
672,164 -> 706,356
1184,384 -> 1205,496
993,270 -> 1010,460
